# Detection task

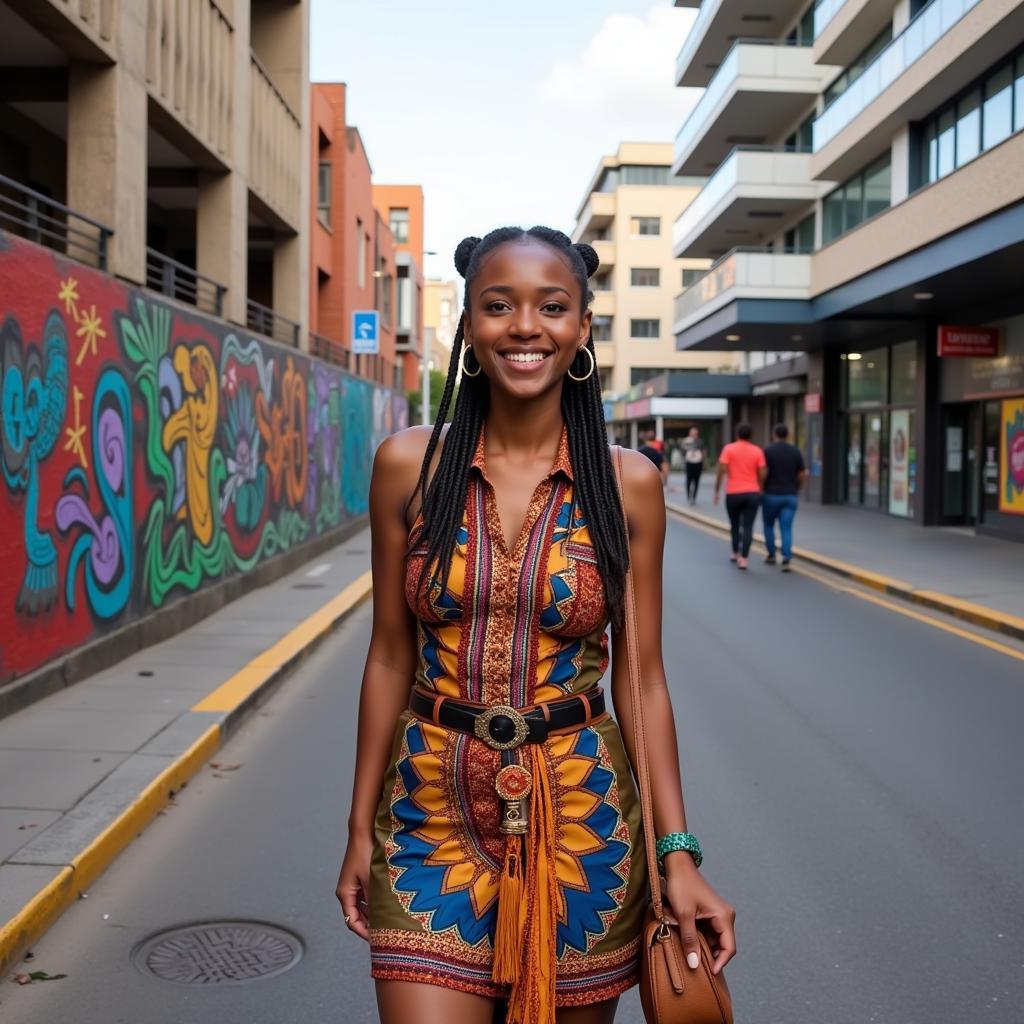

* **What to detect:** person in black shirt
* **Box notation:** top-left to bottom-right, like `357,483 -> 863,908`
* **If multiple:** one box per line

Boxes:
638,430 -> 668,485
761,423 -> 807,571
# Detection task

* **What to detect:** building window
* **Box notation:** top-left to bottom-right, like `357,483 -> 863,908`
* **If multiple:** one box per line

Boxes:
630,216 -> 660,236
317,162 -> 331,228
822,153 -> 891,243
630,318 -> 660,340
592,316 -> 613,342
357,219 -> 366,287
621,165 -> 669,185
785,4 -> 815,47
823,26 -> 893,108
389,207 -> 409,244
630,267 -> 660,288
785,112 -> 815,152
630,367 -> 674,386
784,212 -> 815,253
916,47 -> 1024,190
681,268 -> 703,288
376,261 -> 392,327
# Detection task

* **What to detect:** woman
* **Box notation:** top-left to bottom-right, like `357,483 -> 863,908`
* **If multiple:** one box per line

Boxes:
336,227 -> 736,1024
713,424 -> 766,571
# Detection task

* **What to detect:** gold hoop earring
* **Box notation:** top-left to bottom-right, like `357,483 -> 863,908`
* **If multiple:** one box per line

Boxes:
460,346 -> 482,378
567,345 -> 595,382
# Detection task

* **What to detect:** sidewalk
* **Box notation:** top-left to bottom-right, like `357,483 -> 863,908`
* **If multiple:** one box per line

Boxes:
666,472 -> 1024,636
0,530 -> 372,975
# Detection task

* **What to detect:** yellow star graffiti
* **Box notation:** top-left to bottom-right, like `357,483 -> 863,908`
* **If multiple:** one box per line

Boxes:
63,385 -> 88,468
58,277 -> 80,318
75,303 -> 106,366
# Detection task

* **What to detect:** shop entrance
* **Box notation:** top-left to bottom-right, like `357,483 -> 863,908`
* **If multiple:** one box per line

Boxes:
940,404 -> 980,525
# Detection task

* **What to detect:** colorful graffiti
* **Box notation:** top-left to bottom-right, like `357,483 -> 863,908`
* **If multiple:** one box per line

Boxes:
0,231 -> 407,683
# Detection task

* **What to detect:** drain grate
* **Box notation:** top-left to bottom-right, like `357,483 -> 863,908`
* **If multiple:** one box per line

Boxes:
290,582 -> 325,590
132,921 -> 303,985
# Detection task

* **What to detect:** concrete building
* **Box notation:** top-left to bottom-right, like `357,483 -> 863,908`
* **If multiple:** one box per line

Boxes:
423,278 -> 460,374
572,141 -> 744,454
373,185 -> 425,393
672,0 -> 1024,540
0,0 -> 310,346
309,83 -> 399,388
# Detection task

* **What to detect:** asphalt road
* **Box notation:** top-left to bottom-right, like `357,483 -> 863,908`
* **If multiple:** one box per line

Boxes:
2,516 -> 1022,1023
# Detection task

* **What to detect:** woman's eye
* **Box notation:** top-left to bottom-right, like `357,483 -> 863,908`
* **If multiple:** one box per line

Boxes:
541,303 -> 567,313
486,301 -> 511,312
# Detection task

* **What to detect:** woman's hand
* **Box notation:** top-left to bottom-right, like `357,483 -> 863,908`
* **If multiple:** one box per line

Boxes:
336,830 -> 373,941
662,852 -> 736,974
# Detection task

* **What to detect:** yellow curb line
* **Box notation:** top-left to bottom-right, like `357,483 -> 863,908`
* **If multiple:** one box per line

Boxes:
666,502 -> 1024,642
0,568 -> 373,977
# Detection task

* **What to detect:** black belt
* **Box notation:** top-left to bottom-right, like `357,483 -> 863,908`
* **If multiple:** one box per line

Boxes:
408,686 -> 606,751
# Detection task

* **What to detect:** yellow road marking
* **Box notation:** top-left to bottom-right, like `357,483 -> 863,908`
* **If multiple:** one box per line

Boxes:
669,512 -> 1024,664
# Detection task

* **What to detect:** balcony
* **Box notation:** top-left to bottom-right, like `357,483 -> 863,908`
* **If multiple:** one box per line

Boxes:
146,248 -> 225,317
247,298 -> 299,348
673,248 -> 812,335
675,0 -> 811,88
574,192 -> 616,242
12,0 -> 115,60
673,148 -> 822,259
146,0 -> 234,163
673,42 -> 833,176
250,54 -> 302,230
592,290 -> 616,317
813,0 -> 897,67
0,173 -> 111,270
592,239 -> 615,272
812,0 -> 1007,178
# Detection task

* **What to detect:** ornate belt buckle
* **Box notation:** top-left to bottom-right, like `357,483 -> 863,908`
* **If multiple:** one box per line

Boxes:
474,704 -> 530,750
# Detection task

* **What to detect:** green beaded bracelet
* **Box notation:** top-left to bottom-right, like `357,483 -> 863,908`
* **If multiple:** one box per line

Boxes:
655,831 -> 703,868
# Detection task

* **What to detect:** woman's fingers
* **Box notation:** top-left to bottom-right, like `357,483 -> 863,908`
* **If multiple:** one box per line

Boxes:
698,906 -> 737,974
338,874 -> 370,942
673,903 -> 702,970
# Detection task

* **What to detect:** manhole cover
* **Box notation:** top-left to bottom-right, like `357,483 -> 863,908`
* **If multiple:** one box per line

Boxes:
290,582 -> 325,590
132,921 -> 303,985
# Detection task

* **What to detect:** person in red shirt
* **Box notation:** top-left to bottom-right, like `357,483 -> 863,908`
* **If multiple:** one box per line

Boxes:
713,424 -> 767,570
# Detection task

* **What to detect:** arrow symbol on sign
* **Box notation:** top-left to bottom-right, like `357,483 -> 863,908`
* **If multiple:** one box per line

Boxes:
358,323 -> 372,338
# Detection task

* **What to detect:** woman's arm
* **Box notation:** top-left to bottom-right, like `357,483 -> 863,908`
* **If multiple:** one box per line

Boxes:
336,429 -> 428,940
610,448 -> 736,974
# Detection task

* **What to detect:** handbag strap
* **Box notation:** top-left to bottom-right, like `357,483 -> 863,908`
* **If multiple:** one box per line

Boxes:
612,445 -> 666,924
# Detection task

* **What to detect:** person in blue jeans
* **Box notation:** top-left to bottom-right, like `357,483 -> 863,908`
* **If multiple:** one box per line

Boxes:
761,423 -> 807,572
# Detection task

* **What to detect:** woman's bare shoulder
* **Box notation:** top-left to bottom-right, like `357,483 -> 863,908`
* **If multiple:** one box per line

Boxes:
374,423 -> 450,519
609,445 -> 664,502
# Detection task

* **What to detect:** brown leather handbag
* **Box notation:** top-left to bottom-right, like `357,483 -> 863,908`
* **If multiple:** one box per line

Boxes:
613,446 -> 734,1024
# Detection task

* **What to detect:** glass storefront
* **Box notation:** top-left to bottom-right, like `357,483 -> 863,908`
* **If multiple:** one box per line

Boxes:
840,342 -> 918,517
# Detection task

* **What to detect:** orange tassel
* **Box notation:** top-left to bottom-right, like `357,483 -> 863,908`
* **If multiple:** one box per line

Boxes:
492,834 -> 526,984
506,745 -> 558,1024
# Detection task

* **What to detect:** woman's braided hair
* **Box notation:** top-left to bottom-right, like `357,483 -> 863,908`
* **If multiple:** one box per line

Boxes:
407,226 -> 630,631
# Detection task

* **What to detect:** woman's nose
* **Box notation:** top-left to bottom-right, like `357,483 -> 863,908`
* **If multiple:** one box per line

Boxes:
509,311 -> 541,338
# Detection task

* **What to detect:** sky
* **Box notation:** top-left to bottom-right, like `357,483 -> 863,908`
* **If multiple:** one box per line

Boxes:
310,1 -> 699,282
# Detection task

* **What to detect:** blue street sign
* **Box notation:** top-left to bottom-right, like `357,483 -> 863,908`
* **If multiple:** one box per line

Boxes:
352,310 -> 380,354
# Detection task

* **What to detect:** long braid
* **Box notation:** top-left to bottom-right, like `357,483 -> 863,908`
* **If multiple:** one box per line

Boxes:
410,227 -> 630,630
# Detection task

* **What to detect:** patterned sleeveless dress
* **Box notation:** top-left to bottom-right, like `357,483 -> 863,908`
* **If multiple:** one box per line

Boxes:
369,424 -> 647,1009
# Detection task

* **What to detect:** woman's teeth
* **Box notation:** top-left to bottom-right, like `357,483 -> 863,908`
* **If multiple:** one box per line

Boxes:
503,352 -> 547,363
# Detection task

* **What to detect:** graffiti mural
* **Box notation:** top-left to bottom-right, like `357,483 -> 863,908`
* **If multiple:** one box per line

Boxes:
0,231 -> 407,683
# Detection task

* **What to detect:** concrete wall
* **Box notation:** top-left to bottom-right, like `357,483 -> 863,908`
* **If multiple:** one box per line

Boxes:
0,231 -> 407,685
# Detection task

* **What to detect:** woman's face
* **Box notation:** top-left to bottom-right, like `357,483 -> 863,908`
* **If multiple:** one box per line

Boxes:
464,239 -> 592,401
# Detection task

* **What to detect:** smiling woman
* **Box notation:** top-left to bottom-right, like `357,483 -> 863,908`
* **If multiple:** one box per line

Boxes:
336,226 -> 736,1024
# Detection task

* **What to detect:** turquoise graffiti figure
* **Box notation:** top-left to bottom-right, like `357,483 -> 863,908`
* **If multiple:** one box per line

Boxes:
1,312 -> 69,613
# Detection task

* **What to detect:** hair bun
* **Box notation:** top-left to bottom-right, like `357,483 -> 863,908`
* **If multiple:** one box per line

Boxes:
573,242 -> 600,278
454,236 -> 482,278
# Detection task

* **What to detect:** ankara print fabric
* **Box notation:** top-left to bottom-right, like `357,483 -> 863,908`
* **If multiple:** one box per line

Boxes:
368,426 -> 647,1006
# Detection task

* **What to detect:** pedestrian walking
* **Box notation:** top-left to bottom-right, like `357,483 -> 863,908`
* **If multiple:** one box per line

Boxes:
713,424 -> 766,570
638,430 -> 669,485
681,426 -> 706,505
336,227 -> 735,1024
762,423 -> 807,572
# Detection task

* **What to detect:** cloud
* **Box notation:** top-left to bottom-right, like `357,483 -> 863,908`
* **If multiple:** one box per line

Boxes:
541,5 -> 700,137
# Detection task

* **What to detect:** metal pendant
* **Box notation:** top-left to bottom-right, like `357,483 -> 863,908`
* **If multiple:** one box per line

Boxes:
495,763 -> 532,836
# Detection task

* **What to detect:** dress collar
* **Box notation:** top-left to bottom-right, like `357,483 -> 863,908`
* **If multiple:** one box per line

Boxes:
470,423 -> 574,483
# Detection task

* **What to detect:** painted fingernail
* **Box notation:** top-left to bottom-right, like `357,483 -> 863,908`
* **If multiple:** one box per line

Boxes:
687,951 -> 700,969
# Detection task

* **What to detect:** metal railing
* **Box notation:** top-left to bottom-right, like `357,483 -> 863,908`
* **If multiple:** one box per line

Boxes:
247,298 -> 300,348
813,0 -> 984,151
146,248 -> 226,316
309,332 -> 401,389
0,173 -> 112,270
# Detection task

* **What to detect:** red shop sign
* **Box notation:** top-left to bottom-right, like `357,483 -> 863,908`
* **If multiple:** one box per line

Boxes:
803,393 -> 822,414
938,325 -> 1000,358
